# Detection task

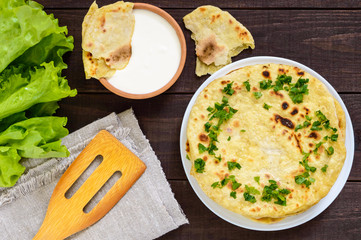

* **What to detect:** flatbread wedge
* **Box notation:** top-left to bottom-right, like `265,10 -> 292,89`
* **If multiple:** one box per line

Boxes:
183,6 -> 255,76
82,1 -> 135,79
186,63 -> 346,222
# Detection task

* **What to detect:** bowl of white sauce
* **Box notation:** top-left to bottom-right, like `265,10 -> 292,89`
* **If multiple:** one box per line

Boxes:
99,3 -> 186,99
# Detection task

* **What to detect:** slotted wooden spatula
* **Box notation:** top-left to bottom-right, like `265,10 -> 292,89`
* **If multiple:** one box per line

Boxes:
33,130 -> 146,240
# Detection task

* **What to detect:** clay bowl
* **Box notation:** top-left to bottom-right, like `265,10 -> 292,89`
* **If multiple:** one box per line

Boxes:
99,3 -> 187,99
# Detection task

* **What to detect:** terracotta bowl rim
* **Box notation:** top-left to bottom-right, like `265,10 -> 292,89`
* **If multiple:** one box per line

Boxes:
99,2 -> 187,99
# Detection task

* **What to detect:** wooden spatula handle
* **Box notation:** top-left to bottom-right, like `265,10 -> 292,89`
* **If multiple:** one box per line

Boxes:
33,130 -> 146,240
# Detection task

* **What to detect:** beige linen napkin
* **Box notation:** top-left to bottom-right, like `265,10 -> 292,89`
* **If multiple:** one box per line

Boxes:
0,109 -> 188,239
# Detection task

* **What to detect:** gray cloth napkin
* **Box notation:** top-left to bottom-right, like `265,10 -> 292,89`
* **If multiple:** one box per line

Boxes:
0,109 -> 188,239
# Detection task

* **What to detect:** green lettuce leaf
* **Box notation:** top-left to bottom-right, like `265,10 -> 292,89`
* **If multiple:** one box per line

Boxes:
0,62 -> 76,119
0,147 -> 24,187
0,0 -> 68,72
0,116 -> 69,159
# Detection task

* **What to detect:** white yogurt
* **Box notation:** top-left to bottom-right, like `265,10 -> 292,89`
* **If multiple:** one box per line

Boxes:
108,9 -> 181,94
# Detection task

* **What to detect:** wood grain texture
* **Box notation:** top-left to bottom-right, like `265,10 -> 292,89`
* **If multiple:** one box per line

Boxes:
34,131 -> 146,239
57,93 -> 361,180
51,9 -> 361,93
38,0 -> 361,9
160,181 -> 361,240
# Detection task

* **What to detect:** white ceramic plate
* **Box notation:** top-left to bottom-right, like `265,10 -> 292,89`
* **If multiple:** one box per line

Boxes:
179,56 -> 355,231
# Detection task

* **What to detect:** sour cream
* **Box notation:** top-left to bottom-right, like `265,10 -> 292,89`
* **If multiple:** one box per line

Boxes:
108,9 -> 182,94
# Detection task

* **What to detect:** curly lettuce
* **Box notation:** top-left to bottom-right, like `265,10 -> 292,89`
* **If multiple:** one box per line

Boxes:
0,0 -> 76,187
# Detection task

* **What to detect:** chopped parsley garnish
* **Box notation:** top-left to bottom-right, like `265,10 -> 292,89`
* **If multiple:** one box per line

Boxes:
227,161 -> 241,171
321,164 -> 328,173
295,121 -> 311,132
273,74 -> 292,92
263,103 -> 272,110
243,80 -> 251,91
244,192 -> 257,203
230,191 -> 237,199
261,180 -> 290,206
204,122 -> 211,132
215,154 -> 222,162
259,79 -> 273,90
198,143 -> 207,154
240,129 -> 246,132
295,152 -> 317,188
227,136 -> 231,141
313,141 -> 324,154
186,154 -> 190,160
211,175 -> 241,190
254,176 -> 260,184
288,77 -> 309,104
295,172 -> 314,188
315,110 -> 327,122
245,185 -> 260,195
253,92 -> 262,99
306,115 -> 312,121
194,158 -> 205,173
326,146 -> 334,155
311,121 -> 322,131
204,94 -> 238,159
222,81 -> 235,96
243,185 -> 260,203
331,134 -> 338,142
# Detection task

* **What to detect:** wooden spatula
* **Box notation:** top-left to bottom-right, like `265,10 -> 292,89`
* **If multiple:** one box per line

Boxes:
33,130 -> 146,240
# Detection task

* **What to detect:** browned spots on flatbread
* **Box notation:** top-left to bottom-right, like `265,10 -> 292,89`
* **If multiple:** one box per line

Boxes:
300,114 -> 305,118
203,156 -> 208,161
297,71 -> 305,76
235,26 -> 240,31
100,15 -> 106,28
308,132 -> 319,139
109,45 -> 131,65
304,107 -> 310,114
262,70 -> 270,78
252,87 -> 258,91
216,14 -> 220,18
289,194 -> 293,199
204,94 -> 208,99
293,133 -> 303,153
196,35 -> 225,65
87,43 -> 93,47
229,19 -> 233,24
290,107 -> 299,115
233,120 -> 240,128
273,207 -> 278,211
265,174 -> 270,179
282,129 -> 288,135
270,90 -> 284,98
105,58 -> 110,62
288,135 -> 292,140
200,114 -> 205,119
194,118 -> 198,121
282,102 -> 289,110
221,80 -> 228,85
309,143 -> 314,147
275,114 -> 295,129
278,68 -> 284,73
211,15 -> 216,23
102,29 -> 106,33
200,7 -> 206,12
199,133 -> 209,142
186,140 -> 190,152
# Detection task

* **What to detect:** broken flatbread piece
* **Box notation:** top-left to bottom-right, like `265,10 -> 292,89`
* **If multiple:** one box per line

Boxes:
82,1 -> 135,79
183,5 -> 255,76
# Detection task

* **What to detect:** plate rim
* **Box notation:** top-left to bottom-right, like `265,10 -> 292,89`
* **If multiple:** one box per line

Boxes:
179,56 -> 355,231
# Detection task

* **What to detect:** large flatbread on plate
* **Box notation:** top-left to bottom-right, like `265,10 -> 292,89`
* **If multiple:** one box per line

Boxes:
183,6 -> 255,76
82,1 -> 135,79
186,63 -> 346,222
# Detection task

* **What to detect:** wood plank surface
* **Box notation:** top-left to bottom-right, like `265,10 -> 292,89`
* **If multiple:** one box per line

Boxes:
54,9 -> 361,93
160,181 -> 361,240
38,0 -> 361,9
57,93 -> 361,180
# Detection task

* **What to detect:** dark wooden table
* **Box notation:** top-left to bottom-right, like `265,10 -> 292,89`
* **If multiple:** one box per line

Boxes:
39,0 -> 361,239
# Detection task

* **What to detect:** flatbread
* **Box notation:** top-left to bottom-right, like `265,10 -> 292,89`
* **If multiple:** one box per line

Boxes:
186,63 -> 346,222
183,6 -> 255,76
82,1 -> 134,79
